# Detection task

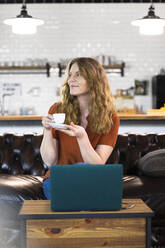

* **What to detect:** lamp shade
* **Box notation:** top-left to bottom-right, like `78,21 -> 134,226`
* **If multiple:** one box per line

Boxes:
3,3 -> 44,35
131,5 -> 165,35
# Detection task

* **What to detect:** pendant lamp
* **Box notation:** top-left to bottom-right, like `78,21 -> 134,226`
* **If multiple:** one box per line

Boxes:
131,2 -> 165,35
3,0 -> 44,35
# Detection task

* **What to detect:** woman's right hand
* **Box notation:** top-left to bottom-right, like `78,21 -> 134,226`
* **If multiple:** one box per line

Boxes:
42,114 -> 53,130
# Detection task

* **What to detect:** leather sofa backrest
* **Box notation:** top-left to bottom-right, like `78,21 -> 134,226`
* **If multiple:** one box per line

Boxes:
0,132 -> 165,176
0,133 -> 46,176
106,133 -> 165,174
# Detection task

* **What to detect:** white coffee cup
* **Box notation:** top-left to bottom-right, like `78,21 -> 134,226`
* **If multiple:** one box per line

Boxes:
53,113 -> 65,124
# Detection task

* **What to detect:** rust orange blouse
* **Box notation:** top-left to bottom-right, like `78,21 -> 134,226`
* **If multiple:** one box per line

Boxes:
44,102 -> 120,180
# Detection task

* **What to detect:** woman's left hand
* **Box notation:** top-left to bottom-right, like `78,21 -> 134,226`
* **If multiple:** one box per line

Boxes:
57,122 -> 87,139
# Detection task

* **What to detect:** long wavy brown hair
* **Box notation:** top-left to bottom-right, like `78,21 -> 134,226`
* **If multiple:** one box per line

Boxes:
58,57 -> 115,134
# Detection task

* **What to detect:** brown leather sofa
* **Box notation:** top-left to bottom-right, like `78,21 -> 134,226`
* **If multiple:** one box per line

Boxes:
0,132 -> 165,248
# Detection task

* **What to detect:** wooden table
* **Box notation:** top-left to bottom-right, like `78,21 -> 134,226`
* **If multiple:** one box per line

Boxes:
19,199 -> 154,248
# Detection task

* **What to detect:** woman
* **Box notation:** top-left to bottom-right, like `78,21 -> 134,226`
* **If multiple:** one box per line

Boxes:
40,57 -> 120,199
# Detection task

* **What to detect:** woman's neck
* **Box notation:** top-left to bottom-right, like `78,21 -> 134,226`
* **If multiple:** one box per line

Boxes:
77,94 -> 89,117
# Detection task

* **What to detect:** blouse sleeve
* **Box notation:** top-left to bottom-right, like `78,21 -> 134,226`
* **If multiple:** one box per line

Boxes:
98,113 -> 120,148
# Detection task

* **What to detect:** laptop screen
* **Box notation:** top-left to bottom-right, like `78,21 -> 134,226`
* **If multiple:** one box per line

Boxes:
50,164 -> 123,212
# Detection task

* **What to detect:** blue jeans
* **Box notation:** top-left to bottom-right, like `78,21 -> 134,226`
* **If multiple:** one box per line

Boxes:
43,163 -> 86,200
43,178 -> 51,200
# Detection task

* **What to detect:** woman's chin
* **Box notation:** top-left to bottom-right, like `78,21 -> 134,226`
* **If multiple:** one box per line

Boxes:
70,90 -> 78,96
70,92 -> 77,96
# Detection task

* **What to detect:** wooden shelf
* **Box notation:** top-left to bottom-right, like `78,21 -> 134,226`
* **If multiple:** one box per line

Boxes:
103,63 -> 125,76
58,62 -> 125,77
0,63 -> 50,77
0,62 -> 125,77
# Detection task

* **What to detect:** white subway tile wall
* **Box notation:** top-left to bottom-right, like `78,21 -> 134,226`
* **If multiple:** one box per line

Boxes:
0,3 -> 165,115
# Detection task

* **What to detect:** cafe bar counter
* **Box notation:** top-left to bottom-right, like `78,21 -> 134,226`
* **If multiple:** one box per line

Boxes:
0,114 -> 165,134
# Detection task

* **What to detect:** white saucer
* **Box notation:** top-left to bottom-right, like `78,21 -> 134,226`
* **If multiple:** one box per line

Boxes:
49,122 -> 68,129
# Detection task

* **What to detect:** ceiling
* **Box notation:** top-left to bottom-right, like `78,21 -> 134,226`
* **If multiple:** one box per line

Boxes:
0,0 -> 165,3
